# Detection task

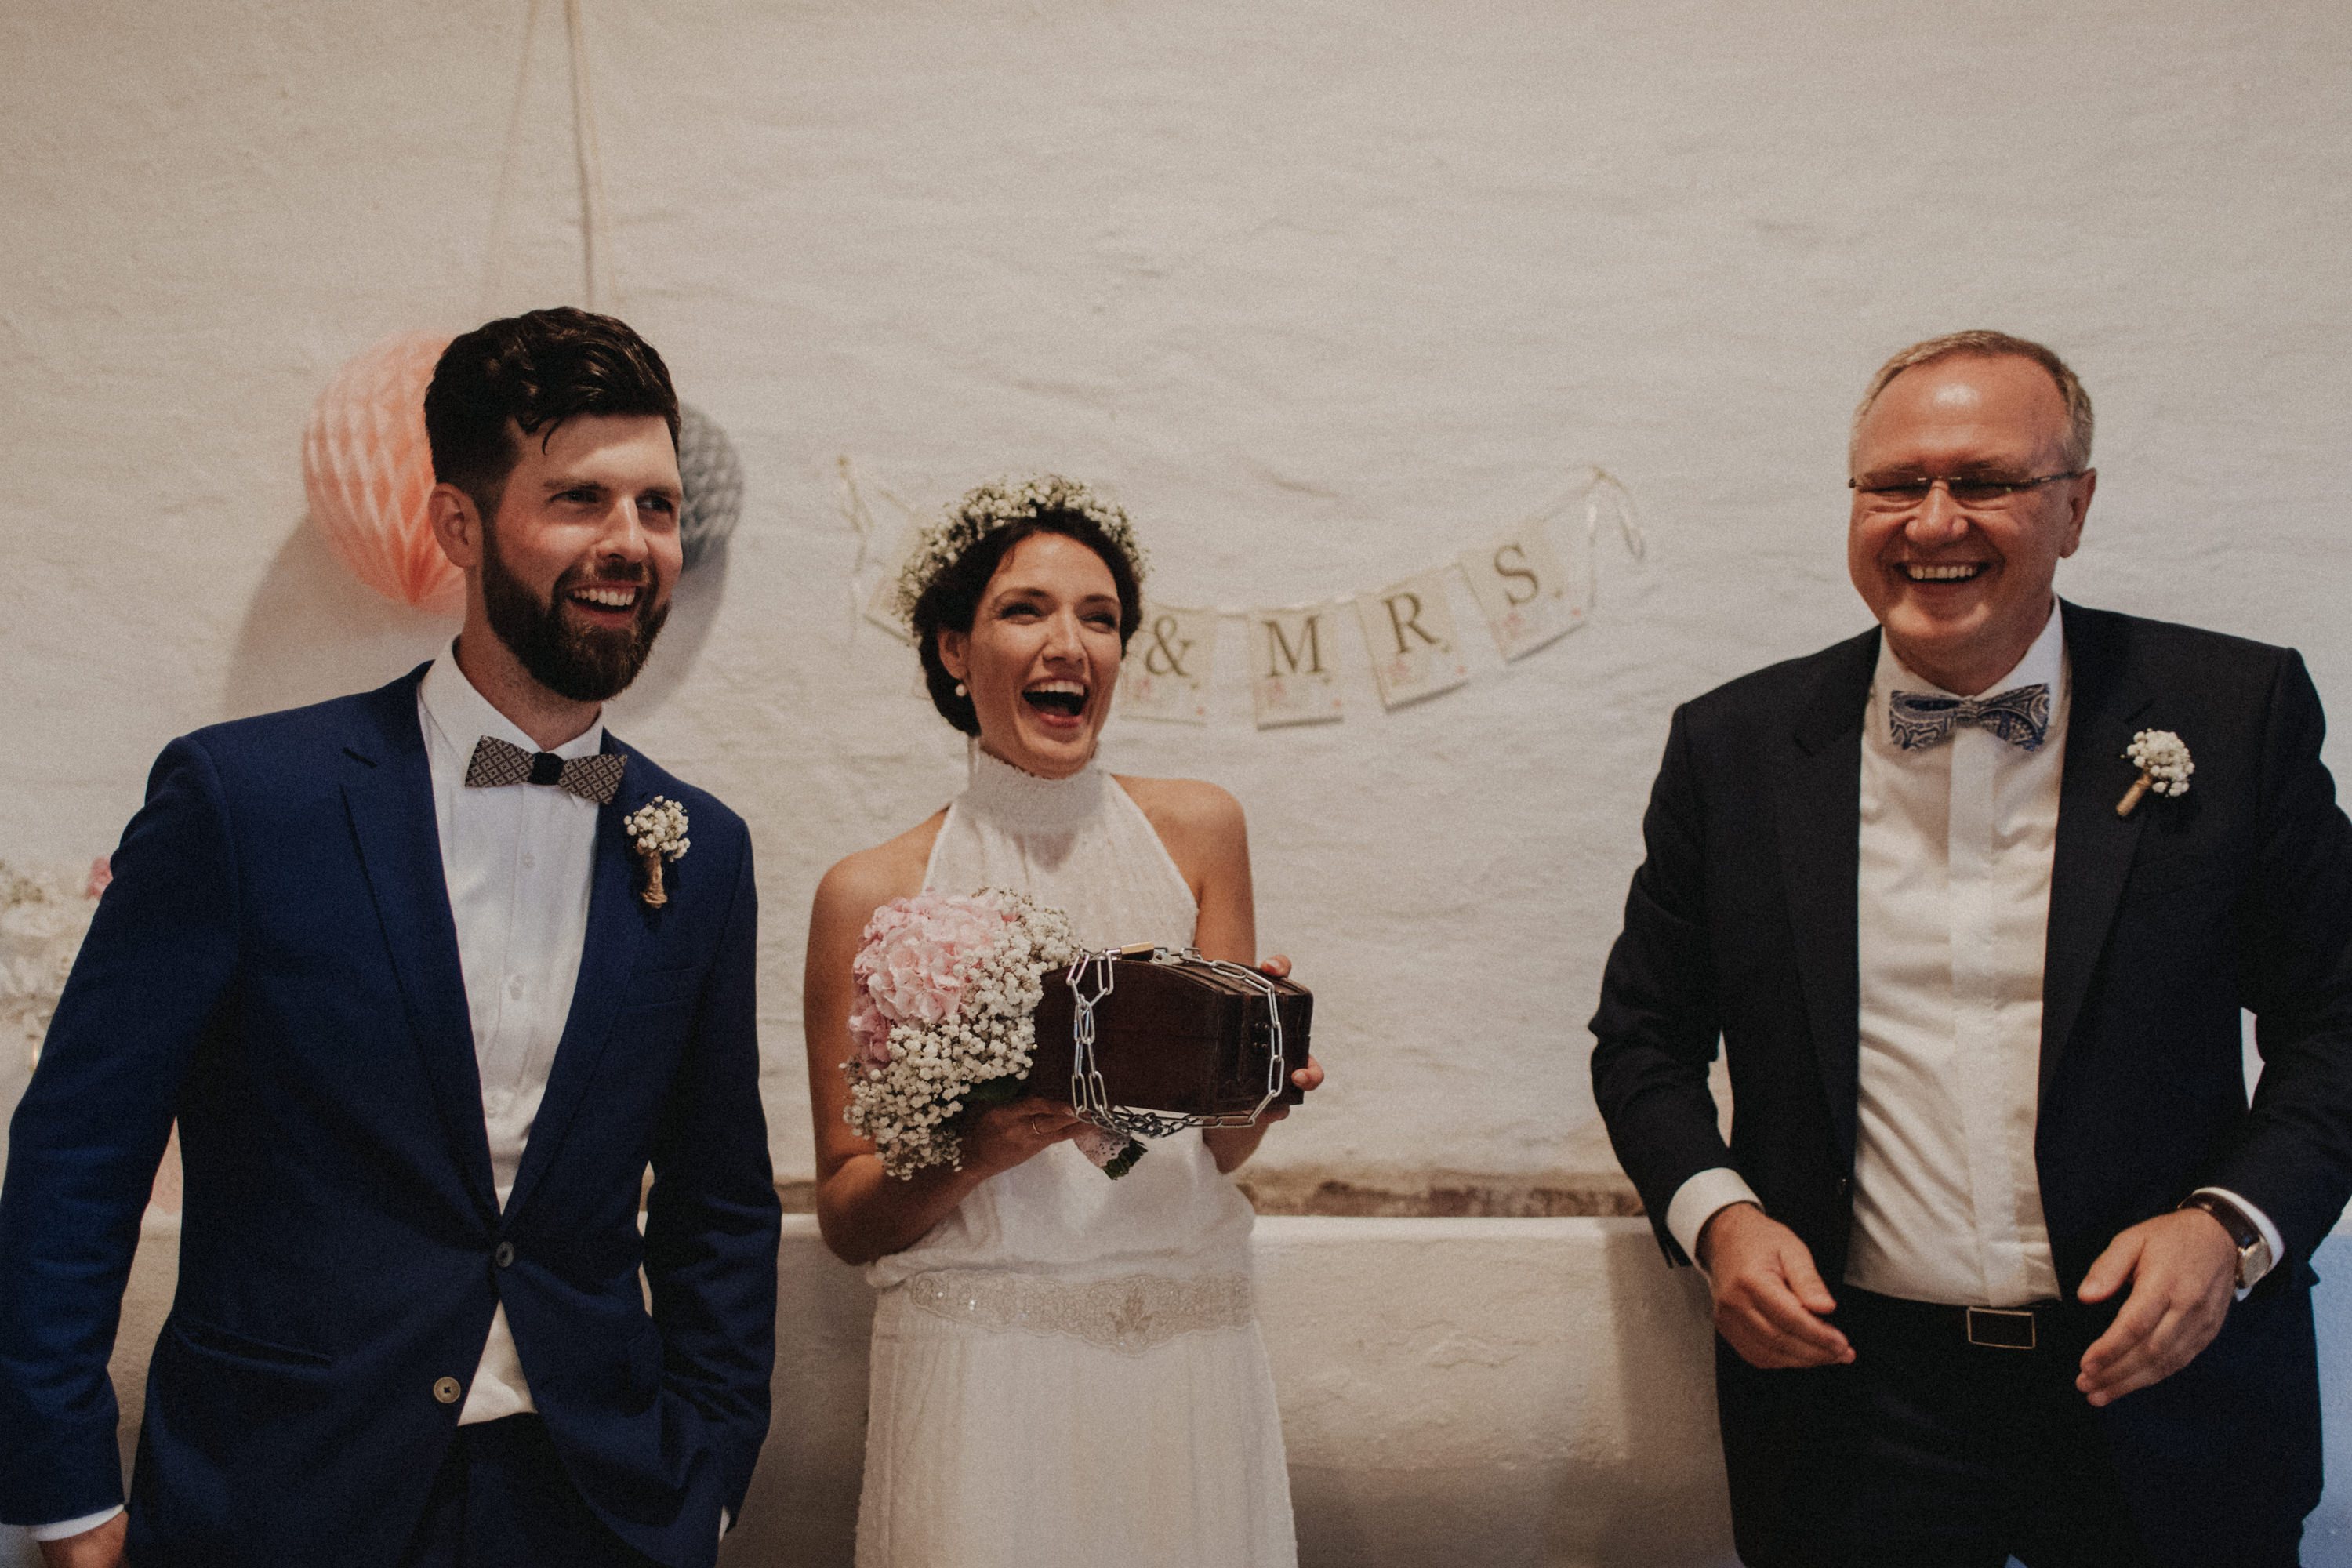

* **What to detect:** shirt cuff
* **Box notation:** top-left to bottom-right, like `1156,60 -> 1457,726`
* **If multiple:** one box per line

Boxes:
1665,1167 -> 1762,1272
27,1504 -> 124,1541
2195,1186 -> 2284,1296
720,1508 -> 732,1540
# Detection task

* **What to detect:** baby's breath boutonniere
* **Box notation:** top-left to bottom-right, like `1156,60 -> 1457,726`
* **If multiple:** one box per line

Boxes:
623,797 -> 690,908
2118,730 -> 2193,818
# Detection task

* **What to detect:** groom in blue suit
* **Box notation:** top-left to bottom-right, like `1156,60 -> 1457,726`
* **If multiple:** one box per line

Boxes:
0,308 -> 781,1566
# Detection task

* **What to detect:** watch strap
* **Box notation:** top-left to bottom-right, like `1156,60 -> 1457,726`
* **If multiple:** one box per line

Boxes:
2178,1191 -> 2270,1288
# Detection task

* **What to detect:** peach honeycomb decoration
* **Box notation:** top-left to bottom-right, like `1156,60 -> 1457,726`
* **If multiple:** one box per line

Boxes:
303,332 -> 462,615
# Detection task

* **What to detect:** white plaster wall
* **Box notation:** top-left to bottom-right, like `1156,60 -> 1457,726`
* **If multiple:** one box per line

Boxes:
5,5 -> 2352,1555
4,0 -> 2346,1190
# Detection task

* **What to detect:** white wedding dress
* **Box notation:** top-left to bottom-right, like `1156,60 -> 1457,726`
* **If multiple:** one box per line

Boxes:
855,749 -> 1298,1568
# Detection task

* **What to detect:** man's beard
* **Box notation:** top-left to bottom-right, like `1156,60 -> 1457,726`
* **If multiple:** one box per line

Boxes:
480,527 -> 670,703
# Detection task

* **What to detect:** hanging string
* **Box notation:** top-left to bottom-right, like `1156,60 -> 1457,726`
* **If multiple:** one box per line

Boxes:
838,456 -> 927,637
478,0 -> 543,319
1573,466 -> 1646,613
564,0 -> 620,312
477,0 -> 620,317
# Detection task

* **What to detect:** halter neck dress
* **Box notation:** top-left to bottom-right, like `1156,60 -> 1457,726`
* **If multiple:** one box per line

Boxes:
855,749 -> 1297,1567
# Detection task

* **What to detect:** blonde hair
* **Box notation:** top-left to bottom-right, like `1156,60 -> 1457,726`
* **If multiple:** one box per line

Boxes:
1852,330 -> 2093,469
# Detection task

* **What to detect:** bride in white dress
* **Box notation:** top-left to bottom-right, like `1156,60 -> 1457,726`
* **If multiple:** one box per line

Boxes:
803,477 -> 1321,1568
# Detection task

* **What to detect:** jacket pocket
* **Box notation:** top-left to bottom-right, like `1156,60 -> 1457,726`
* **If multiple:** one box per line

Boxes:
2122,850 -> 2234,903
169,1311 -> 333,1370
619,964 -> 702,1009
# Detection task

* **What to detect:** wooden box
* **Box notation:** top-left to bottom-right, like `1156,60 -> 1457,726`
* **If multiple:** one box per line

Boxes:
1029,948 -> 1312,1122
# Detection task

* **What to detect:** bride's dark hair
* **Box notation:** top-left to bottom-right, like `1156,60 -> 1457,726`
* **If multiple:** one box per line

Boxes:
912,510 -> 1145,735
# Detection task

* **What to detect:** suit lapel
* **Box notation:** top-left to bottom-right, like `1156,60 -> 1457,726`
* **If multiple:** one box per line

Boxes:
2041,601 -> 2155,1101
505,735 -> 652,1218
341,670 -> 498,1214
1776,629 -> 1878,1170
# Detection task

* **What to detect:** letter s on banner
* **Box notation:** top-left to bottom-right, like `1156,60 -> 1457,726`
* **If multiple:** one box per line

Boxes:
1461,520 -> 1584,661
1251,604 -> 1345,728
1355,568 -> 1471,710
1119,604 -> 1218,724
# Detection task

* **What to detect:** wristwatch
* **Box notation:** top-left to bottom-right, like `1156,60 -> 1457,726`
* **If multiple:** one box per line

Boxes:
2178,1191 -> 2274,1290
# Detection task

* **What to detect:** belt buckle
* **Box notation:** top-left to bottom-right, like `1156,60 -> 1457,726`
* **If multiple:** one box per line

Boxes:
1965,1306 -> 2036,1351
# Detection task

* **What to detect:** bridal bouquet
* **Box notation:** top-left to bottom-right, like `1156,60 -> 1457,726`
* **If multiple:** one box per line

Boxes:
844,890 -> 1144,1180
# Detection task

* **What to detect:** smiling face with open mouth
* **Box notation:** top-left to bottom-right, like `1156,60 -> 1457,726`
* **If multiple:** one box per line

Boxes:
938,532 -> 1127,779
476,412 -> 684,704
1847,353 -> 2095,696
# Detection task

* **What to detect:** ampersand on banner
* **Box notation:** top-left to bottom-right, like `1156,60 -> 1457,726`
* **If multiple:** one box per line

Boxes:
1119,604 -> 1218,724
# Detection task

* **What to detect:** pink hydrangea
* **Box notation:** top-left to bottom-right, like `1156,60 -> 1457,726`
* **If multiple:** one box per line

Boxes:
847,992 -> 894,1069
852,892 -> 1014,1034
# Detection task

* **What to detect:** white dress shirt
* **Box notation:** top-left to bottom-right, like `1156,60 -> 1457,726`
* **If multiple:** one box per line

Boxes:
419,644 -> 604,1422
1664,602 -> 2280,1305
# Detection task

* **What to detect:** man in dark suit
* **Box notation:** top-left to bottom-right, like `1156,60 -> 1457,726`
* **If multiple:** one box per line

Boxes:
0,308 -> 782,1566
1592,331 -> 2352,1566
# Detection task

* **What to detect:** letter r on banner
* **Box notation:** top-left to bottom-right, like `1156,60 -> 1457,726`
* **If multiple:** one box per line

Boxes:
1355,568 -> 1471,710
1251,604 -> 1345,728
1119,604 -> 1218,724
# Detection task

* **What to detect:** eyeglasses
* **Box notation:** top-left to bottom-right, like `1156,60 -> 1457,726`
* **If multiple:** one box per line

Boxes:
1849,471 -> 2087,510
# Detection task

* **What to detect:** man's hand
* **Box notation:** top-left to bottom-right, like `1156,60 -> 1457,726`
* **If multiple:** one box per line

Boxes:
2075,1209 -> 2238,1406
37,1511 -> 125,1568
1697,1202 -> 1854,1370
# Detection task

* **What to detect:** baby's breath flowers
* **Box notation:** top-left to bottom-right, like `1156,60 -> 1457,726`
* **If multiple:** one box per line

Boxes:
2118,730 -> 2194,818
623,797 -> 690,908
844,889 -> 1137,1179
892,475 -> 1148,629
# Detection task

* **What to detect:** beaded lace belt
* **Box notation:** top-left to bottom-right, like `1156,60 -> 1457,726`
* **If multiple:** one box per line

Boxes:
896,1269 -> 1254,1356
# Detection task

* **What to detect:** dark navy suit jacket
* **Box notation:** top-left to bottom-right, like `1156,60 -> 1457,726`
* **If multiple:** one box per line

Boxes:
0,666 -> 782,1567
1592,603 -> 2352,1564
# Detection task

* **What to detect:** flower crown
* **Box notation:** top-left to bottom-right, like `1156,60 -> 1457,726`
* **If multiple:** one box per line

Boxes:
893,474 -> 1149,627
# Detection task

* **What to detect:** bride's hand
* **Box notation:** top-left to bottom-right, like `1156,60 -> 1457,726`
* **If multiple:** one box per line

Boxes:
960,1096 -> 1090,1176
1250,956 -> 1320,1113
1251,1054 -> 1324,1123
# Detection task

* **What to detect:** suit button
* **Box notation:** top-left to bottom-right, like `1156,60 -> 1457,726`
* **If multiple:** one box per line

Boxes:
434,1377 -> 463,1405
494,1241 -> 516,1269
1836,1177 -> 1852,1198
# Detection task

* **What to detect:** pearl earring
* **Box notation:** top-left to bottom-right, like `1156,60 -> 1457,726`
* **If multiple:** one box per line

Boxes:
954,682 -> 967,698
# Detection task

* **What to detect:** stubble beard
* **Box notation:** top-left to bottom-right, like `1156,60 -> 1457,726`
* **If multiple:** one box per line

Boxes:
480,523 -> 671,703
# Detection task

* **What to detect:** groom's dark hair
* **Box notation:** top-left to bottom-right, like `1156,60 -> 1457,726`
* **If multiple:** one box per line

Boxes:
424,307 -> 681,523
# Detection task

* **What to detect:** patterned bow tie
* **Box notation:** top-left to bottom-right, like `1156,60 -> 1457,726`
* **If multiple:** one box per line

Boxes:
1888,684 -> 2051,753
463,735 -> 626,804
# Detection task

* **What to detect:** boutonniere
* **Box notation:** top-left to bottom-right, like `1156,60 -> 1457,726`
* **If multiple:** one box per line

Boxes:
623,797 -> 690,908
2118,730 -> 2193,818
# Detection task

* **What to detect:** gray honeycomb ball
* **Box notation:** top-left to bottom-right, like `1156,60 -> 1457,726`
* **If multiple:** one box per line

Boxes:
675,402 -> 743,570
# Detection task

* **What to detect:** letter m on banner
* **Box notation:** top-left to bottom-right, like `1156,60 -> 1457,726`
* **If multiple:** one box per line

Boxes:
1252,604 -> 1345,728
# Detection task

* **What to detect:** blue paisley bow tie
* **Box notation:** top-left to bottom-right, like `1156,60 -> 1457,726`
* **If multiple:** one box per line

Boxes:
1888,684 -> 2051,753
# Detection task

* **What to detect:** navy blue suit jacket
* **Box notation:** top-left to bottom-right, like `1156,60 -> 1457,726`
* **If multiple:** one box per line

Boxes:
0,666 -> 782,1567
1592,604 -> 2352,1563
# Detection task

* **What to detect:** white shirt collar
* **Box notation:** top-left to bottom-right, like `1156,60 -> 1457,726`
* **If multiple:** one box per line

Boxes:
419,639 -> 605,760
1873,597 -> 2064,703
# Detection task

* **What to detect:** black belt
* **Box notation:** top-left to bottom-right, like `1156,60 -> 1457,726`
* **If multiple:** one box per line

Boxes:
1838,1286 -> 2071,1352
